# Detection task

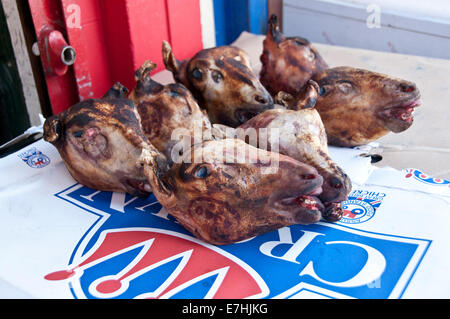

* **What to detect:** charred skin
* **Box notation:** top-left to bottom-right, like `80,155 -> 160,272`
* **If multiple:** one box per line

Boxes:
239,108 -> 351,206
260,14 -> 328,97
140,138 -> 325,245
214,82 -> 351,219
43,85 -> 166,196
129,60 -> 212,162
312,67 -> 421,147
163,41 -> 274,127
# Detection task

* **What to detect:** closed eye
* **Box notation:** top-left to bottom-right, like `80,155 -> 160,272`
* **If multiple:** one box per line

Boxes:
169,90 -> 180,97
337,81 -> 354,94
292,36 -> 309,46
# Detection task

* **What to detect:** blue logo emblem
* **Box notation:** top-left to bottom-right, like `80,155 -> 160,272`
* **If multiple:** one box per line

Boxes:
46,184 -> 431,299
18,147 -> 50,168
340,190 -> 385,224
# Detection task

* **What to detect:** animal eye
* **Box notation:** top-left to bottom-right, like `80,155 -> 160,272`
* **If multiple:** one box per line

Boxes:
192,68 -> 203,80
306,49 -> 315,61
169,90 -> 180,97
211,70 -> 223,83
294,37 -> 308,46
194,166 -> 209,179
73,130 -> 83,138
337,82 -> 353,94
319,86 -> 328,96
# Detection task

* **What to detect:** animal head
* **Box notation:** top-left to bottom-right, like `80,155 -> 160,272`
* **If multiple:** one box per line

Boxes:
260,14 -> 328,96
312,66 -> 421,146
129,60 -> 212,161
162,41 -> 274,127
140,138 -> 324,245
43,86 -> 166,196
265,81 -> 352,205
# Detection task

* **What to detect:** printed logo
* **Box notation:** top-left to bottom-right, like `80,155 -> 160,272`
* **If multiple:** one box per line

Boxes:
45,184 -> 430,299
45,228 -> 267,299
340,190 -> 385,224
18,147 -> 50,168
405,168 -> 450,187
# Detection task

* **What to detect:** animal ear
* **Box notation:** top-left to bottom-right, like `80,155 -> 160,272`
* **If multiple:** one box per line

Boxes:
43,116 -> 62,144
162,41 -> 181,76
275,91 -> 295,108
268,14 -> 283,43
139,147 -> 174,202
103,82 -> 129,99
134,60 -> 157,83
293,80 -> 320,110
162,40 -> 190,86
134,60 -> 163,94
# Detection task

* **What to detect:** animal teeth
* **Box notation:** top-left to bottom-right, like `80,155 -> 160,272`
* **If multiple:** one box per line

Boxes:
298,197 -> 315,205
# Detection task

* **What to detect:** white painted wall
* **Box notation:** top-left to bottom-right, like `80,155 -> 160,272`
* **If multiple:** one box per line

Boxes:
200,0 -> 216,49
283,0 -> 450,59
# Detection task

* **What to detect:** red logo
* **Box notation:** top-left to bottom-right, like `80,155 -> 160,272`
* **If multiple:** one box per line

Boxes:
45,228 -> 268,299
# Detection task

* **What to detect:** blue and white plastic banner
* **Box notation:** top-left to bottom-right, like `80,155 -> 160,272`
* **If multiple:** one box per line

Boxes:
1,138 -> 449,299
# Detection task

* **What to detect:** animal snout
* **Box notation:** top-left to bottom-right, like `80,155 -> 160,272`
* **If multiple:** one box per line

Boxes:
253,89 -> 274,108
254,94 -> 268,104
319,174 -> 351,204
298,172 -> 323,191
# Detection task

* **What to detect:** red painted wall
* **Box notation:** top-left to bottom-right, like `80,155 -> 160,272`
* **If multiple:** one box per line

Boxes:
29,0 -> 203,114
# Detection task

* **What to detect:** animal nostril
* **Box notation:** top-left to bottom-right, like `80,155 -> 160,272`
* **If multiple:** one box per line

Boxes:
301,174 -> 317,180
333,183 -> 343,189
255,95 -> 267,104
330,177 -> 344,189
400,83 -> 415,93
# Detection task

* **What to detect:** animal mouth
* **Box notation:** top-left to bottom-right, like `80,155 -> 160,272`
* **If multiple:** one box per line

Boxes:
235,108 -> 264,125
381,96 -> 421,124
126,178 -> 152,196
295,195 -> 323,211
322,202 -> 344,222
235,99 -> 274,125
276,186 -> 325,212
